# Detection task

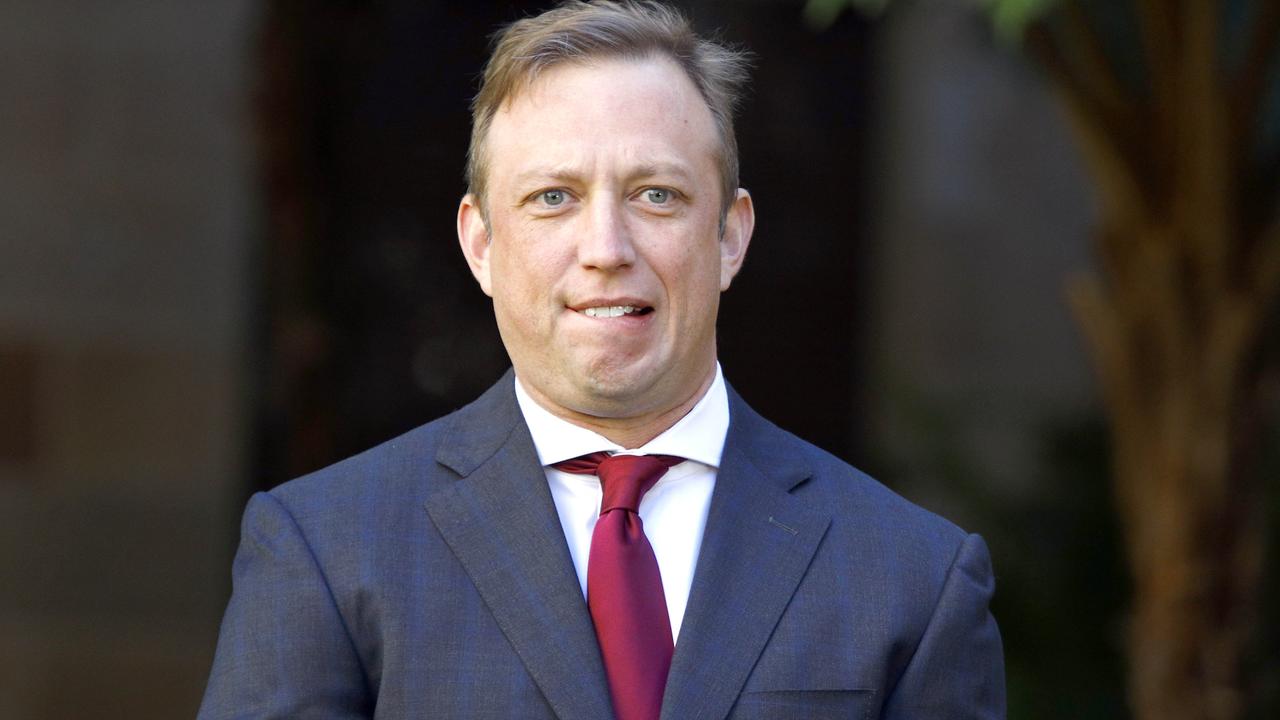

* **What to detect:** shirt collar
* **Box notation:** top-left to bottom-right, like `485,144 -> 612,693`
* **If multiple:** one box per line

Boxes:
513,364 -> 729,469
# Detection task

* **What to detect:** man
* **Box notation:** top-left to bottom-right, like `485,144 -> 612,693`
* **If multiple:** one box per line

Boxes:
199,1 -> 1005,718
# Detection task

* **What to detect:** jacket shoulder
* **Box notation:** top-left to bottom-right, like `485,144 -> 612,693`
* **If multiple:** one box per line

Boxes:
264,413 -> 450,518
267,371 -> 522,513
730,392 -> 972,564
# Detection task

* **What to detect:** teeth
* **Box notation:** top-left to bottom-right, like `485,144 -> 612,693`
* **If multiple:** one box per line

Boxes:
582,305 -> 638,318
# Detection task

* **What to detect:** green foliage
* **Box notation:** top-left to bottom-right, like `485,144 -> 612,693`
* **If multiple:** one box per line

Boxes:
802,0 -> 1061,42
986,0 -> 1059,42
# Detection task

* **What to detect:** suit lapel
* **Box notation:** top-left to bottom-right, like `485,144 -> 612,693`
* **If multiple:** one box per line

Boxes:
424,373 -> 613,720
660,388 -> 831,720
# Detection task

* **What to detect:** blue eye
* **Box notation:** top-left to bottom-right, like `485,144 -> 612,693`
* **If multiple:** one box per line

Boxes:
540,190 -> 566,206
644,188 -> 670,204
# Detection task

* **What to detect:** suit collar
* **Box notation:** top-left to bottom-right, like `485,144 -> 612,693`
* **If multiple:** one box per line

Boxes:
434,368 -> 526,477
428,371 -> 829,720
659,385 -> 829,720
721,383 -> 814,492
426,370 -> 615,720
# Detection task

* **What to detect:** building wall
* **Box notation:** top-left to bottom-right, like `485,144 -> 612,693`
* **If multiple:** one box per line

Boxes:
0,2 -> 253,716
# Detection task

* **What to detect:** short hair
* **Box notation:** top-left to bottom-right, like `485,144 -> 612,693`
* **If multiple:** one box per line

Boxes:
466,0 -> 752,217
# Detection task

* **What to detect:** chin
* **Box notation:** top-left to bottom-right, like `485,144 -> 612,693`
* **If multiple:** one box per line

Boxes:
569,366 -> 661,416
579,373 -> 647,406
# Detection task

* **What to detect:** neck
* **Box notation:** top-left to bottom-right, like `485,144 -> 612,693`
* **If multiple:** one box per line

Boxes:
522,367 -> 717,449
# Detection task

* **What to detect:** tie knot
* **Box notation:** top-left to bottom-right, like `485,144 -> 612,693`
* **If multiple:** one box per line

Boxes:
597,454 -> 683,513
553,452 -> 683,513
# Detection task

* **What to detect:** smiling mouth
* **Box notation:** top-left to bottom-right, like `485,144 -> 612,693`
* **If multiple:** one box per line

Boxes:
577,305 -> 654,318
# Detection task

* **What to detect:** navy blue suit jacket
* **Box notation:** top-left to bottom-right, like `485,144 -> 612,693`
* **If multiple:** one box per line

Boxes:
200,371 -> 1005,718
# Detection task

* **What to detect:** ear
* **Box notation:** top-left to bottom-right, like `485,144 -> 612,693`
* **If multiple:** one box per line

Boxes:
718,188 -> 755,291
457,193 -> 494,297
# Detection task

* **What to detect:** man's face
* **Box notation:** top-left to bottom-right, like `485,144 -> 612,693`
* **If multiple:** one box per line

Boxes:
458,56 -> 753,427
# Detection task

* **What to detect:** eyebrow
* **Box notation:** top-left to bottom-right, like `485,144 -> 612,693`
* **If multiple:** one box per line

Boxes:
630,162 -> 696,185
512,161 -> 697,189
512,166 -> 583,188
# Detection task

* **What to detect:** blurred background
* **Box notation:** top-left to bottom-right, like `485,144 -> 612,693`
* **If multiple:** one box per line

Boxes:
0,0 -> 1275,718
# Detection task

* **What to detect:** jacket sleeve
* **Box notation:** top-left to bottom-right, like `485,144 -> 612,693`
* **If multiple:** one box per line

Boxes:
881,532 -> 1006,719
198,492 -> 372,719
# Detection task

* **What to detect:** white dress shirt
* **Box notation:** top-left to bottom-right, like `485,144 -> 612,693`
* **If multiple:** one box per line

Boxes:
513,365 -> 728,641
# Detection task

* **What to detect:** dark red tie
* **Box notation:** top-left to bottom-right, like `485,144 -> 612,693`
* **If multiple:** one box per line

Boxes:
554,452 -> 684,720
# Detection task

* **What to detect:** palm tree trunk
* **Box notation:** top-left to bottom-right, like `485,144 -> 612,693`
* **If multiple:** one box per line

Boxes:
1023,2 -> 1280,716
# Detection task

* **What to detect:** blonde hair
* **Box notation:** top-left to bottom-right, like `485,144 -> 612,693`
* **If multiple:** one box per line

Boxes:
466,0 -> 752,217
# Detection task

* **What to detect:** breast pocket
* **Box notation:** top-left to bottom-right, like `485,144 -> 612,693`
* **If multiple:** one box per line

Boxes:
727,688 -> 876,720
727,643 -> 879,720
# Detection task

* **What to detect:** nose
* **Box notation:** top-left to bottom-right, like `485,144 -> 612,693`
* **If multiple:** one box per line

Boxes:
577,197 -> 636,271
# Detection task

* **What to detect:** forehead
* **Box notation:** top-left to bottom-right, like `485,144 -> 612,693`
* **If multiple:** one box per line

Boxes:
484,56 -> 720,184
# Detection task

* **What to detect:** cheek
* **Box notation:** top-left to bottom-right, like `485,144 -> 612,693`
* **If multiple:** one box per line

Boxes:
493,231 -> 565,302
668,238 -> 723,293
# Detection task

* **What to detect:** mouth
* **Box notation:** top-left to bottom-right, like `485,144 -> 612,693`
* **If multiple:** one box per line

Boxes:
567,298 -> 655,319
577,304 -> 655,318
